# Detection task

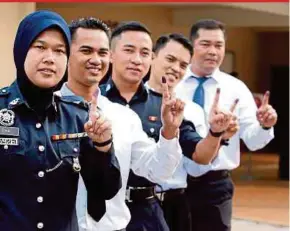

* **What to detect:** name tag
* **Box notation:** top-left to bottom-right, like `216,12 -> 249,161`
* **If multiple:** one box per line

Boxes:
0,126 -> 19,137
0,138 -> 18,146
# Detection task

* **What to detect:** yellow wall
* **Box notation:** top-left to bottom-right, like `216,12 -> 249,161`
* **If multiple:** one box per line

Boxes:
0,3 -> 35,88
37,3 -> 259,91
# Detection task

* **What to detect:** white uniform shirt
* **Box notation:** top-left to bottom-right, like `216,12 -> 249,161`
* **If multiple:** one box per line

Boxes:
59,84 -> 182,231
175,67 -> 274,177
158,100 -> 207,191
143,83 -> 207,191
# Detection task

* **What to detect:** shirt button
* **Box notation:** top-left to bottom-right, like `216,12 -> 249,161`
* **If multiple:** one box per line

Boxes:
36,123 -> 42,129
2,89 -> 6,93
38,145 -> 45,152
150,128 -> 155,133
73,148 -> 78,153
37,222 -> 44,229
3,145 -> 8,150
37,196 -> 43,203
38,171 -> 44,178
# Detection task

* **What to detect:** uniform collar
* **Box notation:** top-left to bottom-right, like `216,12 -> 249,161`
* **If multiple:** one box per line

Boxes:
184,65 -> 221,83
144,82 -> 162,97
5,81 -> 58,115
103,77 -> 149,103
58,83 -> 92,109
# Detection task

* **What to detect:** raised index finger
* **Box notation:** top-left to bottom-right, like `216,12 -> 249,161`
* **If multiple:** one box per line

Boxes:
89,95 -> 98,121
212,88 -> 221,109
161,76 -> 170,102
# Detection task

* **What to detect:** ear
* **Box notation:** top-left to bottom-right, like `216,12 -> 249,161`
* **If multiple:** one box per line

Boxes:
109,50 -> 113,64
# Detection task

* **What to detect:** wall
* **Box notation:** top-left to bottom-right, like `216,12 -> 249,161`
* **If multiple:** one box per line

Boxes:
0,3 -> 35,88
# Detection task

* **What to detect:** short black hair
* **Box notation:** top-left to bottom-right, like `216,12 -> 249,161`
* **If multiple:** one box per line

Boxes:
110,21 -> 151,47
153,33 -> 193,57
69,17 -> 111,40
189,19 -> 226,42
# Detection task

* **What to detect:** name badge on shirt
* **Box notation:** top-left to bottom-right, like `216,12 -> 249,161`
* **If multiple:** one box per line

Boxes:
0,138 -> 18,146
0,126 -> 19,137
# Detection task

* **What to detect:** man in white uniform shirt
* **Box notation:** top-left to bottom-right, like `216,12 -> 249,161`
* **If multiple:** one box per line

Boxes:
62,17 -> 185,231
147,33 -> 239,231
175,19 -> 278,231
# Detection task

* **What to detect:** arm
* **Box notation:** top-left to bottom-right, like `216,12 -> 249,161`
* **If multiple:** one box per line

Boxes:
178,119 -> 220,165
79,142 -> 121,200
80,96 -> 121,221
182,89 -> 239,165
79,141 -> 121,222
238,83 -> 275,151
130,111 -> 182,183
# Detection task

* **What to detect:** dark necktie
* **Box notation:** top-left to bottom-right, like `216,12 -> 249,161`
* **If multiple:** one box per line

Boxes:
192,76 -> 209,108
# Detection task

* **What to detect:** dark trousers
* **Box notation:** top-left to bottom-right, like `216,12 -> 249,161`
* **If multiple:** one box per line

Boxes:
161,189 -> 191,231
126,197 -> 169,231
186,171 -> 234,231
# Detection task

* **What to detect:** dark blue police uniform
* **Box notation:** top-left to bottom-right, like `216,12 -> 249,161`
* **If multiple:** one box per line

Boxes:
0,10 -> 121,231
101,79 -> 202,231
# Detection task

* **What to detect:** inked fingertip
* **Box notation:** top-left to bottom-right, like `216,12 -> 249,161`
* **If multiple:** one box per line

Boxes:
162,76 -> 166,84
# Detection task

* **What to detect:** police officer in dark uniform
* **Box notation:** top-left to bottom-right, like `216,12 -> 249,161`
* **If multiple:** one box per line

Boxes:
0,10 -> 121,231
101,22 -> 235,231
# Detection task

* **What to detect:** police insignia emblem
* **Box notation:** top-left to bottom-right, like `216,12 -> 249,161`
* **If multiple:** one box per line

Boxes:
0,109 -> 15,126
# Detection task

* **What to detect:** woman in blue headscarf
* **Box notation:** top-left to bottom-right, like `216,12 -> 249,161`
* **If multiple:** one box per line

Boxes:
0,10 -> 121,231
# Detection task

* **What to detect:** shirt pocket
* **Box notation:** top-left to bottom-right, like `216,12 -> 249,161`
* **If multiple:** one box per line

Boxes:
57,140 -> 81,172
0,140 -> 25,156
0,140 -> 27,173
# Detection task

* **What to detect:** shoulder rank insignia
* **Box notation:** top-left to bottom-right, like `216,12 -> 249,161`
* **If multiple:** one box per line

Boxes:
0,109 -> 15,126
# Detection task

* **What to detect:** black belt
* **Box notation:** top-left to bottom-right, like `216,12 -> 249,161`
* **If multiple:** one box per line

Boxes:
126,186 -> 156,203
156,188 -> 185,201
187,170 -> 230,183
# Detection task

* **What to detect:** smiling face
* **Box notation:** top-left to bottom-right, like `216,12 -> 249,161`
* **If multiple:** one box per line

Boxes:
110,30 -> 153,85
151,40 -> 191,90
191,28 -> 225,76
68,27 -> 110,87
24,28 -> 68,88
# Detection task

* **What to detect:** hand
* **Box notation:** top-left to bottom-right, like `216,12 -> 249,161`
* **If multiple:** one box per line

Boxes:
209,88 -> 238,135
222,115 -> 239,140
161,77 -> 184,139
256,91 -> 278,128
84,95 -> 112,152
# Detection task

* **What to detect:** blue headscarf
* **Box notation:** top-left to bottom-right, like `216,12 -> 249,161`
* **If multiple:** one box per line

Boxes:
14,10 -> 71,115
14,10 -> 71,77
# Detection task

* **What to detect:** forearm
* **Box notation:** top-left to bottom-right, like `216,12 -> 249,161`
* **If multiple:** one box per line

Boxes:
80,144 -> 121,200
131,132 -> 182,183
192,133 -> 222,165
241,122 -> 274,151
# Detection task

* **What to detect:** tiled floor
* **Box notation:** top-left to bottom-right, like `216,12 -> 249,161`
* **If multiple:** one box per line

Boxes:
232,153 -> 289,227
